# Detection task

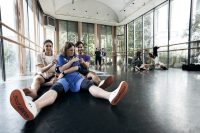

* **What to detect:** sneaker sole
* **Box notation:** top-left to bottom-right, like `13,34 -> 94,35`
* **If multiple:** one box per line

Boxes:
10,89 -> 34,121
99,76 -> 114,90
111,81 -> 128,105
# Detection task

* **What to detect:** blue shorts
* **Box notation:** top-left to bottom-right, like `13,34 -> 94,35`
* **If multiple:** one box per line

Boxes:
57,77 -> 84,92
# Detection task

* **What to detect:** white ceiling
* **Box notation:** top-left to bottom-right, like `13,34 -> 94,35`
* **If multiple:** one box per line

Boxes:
38,0 -> 165,26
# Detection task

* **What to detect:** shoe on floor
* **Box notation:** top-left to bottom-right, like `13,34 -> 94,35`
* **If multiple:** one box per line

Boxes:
10,89 -> 38,121
98,75 -> 114,90
109,81 -> 128,105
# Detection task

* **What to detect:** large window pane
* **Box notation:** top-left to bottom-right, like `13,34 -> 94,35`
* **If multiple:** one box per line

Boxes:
170,0 -> 190,44
82,23 -> 95,60
116,26 -> 125,65
100,25 -> 112,65
143,11 -> 153,64
191,0 -> 200,40
1,0 -> 19,80
59,20 -> 78,50
59,20 -> 67,50
134,17 -> 143,50
144,12 -> 153,49
39,11 -> 44,48
67,21 -> 78,43
127,21 -> 134,65
155,3 -> 168,47
169,50 -> 188,67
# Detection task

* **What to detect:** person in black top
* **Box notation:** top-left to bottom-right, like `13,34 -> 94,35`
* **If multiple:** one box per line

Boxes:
95,48 -> 101,66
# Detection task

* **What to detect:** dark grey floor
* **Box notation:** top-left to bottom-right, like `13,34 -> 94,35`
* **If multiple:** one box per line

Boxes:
1,66 -> 200,133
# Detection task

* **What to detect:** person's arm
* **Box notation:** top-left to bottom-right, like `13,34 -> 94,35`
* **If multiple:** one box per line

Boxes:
57,66 -> 79,79
37,59 -> 57,73
80,58 -> 90,68
58,57 -> 79,72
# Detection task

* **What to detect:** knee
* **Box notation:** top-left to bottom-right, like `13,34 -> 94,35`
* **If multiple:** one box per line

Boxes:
33,75 -> 45,83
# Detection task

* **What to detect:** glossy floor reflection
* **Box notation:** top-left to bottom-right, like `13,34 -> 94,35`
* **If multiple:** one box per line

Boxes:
1,66 -> 200,133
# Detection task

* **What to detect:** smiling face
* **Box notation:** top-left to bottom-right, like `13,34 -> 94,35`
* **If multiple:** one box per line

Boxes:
43,42 -> 53,55
77,43 -> 84,55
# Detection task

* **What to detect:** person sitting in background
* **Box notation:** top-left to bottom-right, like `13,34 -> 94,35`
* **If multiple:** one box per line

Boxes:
149,48 -> 168,70
132,50 -> 143,71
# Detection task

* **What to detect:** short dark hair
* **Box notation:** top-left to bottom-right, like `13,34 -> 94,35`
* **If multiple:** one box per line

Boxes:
60,42 -> 75,56
75,41 -> 84,47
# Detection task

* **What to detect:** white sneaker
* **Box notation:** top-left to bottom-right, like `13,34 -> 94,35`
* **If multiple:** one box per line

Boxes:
109,81 -> 128,105
10,89 -> 38,121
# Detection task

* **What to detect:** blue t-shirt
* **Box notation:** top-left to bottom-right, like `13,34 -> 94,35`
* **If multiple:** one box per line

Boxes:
56,54 -> 84,92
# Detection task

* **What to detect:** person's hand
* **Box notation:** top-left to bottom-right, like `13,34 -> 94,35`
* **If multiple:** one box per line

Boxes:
70,57 -> 79,63
51,59 -> 57,65
80,58 -> 84,64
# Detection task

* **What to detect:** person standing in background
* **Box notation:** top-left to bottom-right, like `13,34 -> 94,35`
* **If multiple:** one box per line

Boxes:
95,48 -> 101,67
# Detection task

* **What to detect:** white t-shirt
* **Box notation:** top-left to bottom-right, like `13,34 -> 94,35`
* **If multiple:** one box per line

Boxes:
36,53 -> 56,79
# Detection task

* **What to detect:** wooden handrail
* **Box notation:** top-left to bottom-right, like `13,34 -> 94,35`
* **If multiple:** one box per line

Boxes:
0,21 -> 43,49
0,35 -> 40,53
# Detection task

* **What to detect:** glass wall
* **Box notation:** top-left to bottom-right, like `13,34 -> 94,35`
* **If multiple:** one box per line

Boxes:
1,0 -> 19,80
82,23 -> 95,62
28,0 -> 36,74
100,25 -> 112,65
38,11 -> 44,48
127,21 -> 134,65
143,11 -> 153,50
169,0 -> 190,67
191,0 -> 200,64
134,17 -> 143,50
59,20 -> 78,50
170,0 -> 190,44
154,2 -> 169,64
191,0 -> 200,41
143,11 -> 154,64
116,26 -> 125,65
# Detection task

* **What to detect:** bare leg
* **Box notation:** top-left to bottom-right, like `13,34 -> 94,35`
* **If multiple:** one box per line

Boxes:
23,75 -> 45,99
87,72 -> 101,85
88,81 -> 128,105
35,90 -> 58,110
89,85 -> 110,99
